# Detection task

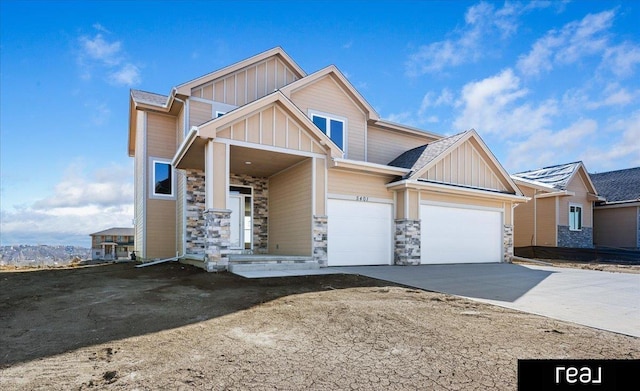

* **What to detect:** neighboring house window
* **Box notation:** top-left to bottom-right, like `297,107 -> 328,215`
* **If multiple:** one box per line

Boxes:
569,204 -> 582,231
310,111 -> 346,150
152,160 -> 174,197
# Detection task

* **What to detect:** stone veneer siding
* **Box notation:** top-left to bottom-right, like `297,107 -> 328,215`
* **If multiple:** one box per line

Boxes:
503,224 -> 514,262
185,169 -> 206,256
312,215 -> 328,266
184,170 -> 269,256
394,219 -> 421,265
557,225 -> 593,248
203,208 -> 231,271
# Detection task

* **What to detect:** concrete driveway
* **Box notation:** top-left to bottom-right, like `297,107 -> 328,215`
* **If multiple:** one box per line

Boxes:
335,263 -> 640,338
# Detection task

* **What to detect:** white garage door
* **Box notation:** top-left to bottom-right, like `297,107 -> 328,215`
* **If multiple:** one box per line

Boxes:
420,204 -> 502,264
327,199 -> 393,266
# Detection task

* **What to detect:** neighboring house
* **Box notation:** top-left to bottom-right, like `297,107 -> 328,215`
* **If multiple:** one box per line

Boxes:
128,47 -> 526,271
511,162 -> 602,249
90,227 -> 135,260
590,167 -> 640,249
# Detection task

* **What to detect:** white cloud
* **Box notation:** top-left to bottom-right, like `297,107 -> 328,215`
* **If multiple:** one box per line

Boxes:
109,63 -> 142,86
453,69 -> 558,136
406,1 -> 542,76
0,161 -> 134,246
602,41 -> 640,78
77,26 -> 141,87
517,9 -> 616,76
582,111 -> 640,170
506,119 -> 598,171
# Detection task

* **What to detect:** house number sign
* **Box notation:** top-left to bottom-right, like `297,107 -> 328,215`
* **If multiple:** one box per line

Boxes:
355,195 -> 369,202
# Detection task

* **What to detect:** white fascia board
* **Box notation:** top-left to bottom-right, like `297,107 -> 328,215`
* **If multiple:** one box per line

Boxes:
331,158 -> 410,176
171,126 -> 200,167
387,179 -> 530,202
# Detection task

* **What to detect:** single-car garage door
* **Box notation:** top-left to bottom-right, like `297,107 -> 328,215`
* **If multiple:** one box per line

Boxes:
328,199 -> 393,266
420,204 -> 502,264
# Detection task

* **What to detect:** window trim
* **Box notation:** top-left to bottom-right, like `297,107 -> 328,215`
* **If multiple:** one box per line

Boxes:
569,203 -> 583,231
150,158 -> 175,199
308,109 -> 347,152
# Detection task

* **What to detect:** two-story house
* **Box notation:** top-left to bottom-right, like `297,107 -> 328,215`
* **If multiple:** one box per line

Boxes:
128,47 -> 526,271
90,227 -> 135,260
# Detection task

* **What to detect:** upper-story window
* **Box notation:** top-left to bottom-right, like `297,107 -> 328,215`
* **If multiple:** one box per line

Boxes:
310,111 -> 346,150
569,204 -> 582,231
152,159 -> 174,198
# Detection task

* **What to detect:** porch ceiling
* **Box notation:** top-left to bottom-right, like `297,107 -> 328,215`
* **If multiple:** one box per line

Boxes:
230,145 -> 308,177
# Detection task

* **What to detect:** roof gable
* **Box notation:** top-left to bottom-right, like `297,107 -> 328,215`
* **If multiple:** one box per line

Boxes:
512,161 -> 598,195
280,65 -> 380,121
590,167 -> 640,202
175,47 -> 306,96
389,130 -> 521,194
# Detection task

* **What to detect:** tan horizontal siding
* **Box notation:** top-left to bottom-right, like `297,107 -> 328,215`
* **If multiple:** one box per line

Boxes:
328,170 -> 393,200
536,197 -> 557,246
268,160 -> 312,255
291,76 -> 366,160
559,174 -> 593,228
513,186 -> 536,247
135,112 -> 146,256
189,100 -> 212,127
367,125 -> 436,165
147,112 -> 177,158
146,199 -> 176,259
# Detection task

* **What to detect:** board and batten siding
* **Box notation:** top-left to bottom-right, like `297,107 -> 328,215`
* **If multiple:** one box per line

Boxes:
216,104 -> 326,155
419,140 -> 509,192
268,159 -> 313,255
190,56 -> 300,107
367,125 -> 437,165
290,76 -> 366,160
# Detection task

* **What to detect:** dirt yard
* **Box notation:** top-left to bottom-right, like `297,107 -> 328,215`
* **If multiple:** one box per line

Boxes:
1,262 -> 638,390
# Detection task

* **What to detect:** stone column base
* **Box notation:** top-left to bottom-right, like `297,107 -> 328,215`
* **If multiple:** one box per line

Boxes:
503,224 -> 514,263
313,215 -> 328,267
203,208 -> 231,272
395,219 -> 421,265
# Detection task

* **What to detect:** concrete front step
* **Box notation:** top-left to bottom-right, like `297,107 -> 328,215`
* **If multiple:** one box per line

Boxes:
228,255 -> 319,273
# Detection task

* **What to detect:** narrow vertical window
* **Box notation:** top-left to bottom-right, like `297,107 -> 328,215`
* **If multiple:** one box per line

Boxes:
153,161 -> 173,197
569,204 -> 582,231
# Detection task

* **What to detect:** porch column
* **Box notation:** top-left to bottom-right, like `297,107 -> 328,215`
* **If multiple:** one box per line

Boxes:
203,140 -> 231,272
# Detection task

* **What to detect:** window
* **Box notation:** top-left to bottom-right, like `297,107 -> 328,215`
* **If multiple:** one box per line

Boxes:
215,111 -> 225,118
153,160 -> 173,197
311,112 -> 345,150
569,204 -> 582,231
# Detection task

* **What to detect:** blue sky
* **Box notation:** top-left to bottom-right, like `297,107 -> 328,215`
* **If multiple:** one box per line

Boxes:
1,0 -> 639,246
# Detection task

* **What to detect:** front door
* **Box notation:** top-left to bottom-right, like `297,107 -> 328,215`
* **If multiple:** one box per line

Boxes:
229,186 -> 253,250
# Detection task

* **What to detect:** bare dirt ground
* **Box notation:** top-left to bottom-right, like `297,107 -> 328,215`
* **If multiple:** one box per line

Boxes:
1,262 -> 638,390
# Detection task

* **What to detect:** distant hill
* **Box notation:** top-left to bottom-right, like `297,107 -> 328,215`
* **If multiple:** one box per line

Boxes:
0,245 -> 91,267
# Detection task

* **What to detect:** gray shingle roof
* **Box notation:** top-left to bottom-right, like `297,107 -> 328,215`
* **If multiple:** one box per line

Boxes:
388,131 -> 467,177
90,227 -> 134,237
512,162 -> 582,190
131,90 -> 169,107
590,167 -> 640,203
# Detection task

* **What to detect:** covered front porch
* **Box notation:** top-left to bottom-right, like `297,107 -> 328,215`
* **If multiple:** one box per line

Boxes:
173,96 -> 339,272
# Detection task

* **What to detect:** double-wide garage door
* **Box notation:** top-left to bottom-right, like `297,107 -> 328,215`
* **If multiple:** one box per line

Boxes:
327,199 -> 393,266
420,204 -> 502,264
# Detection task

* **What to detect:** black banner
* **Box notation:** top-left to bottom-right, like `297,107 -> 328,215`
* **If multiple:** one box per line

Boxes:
518,359 -> 639,390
